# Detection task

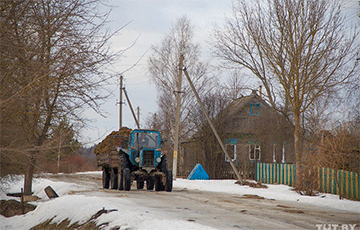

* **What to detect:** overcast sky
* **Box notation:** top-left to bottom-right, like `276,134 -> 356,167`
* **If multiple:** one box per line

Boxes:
80,0 -> 359,146
81,0 -> 234,145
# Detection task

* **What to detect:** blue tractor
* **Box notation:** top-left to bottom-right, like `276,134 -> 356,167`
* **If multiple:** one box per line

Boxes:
118,129 -> 172,192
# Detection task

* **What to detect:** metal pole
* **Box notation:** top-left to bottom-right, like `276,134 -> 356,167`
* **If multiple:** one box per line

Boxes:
173,54 -> 184,180
119,75 -> 123,130
137,106 -> 140,128
182,67 -> 244,184
123,88 -> 140,129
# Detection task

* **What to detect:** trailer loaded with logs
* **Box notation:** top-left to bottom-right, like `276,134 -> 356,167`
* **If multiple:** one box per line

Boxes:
94,127 -> 172,192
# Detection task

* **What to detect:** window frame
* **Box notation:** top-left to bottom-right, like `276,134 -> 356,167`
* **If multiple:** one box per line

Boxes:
249,143 -> 261,161
249,103 -> 260,116
225,144 -> 238,163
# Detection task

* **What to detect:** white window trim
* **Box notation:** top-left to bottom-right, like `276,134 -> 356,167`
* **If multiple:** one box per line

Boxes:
225,144 -> 238,162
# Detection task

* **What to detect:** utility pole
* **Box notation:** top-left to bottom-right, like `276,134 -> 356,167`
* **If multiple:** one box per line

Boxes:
119,75 -> 123,130
137,106 -> 140,128
173,54 -> 184,180
123,88 -> 140,129
182,67 -> 244,184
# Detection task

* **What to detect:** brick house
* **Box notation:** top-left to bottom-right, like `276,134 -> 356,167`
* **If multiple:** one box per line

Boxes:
179,90 -> 295,179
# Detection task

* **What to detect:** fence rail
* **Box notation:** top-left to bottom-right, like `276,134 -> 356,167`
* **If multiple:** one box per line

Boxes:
255,163 -> 359,200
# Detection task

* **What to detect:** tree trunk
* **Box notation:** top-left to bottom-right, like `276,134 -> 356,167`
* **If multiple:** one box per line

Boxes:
294,113 -> 303,190
24,101 -> 53,194
334,169 -> 342,199
24,151 -> 37,194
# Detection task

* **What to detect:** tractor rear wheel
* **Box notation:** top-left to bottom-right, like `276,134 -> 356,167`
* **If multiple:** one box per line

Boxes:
102,167 -> 110,189
124,168 -> 131,191
120,153 -> 129,170
158,155 -> 167,173
165,169 -> 173,192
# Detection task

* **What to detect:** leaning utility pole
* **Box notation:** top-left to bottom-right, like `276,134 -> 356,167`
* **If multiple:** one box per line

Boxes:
119,75 -> 123,130
172,54 -> 184,180
182,67 -> 244,185
123,88 -> 140,129
137,106 -> 140,128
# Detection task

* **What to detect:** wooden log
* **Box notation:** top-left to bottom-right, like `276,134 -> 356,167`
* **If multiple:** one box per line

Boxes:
44,186 -> 59,199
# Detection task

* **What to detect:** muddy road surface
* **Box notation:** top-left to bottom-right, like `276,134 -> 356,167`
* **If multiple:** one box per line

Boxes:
39,172 -> 360,230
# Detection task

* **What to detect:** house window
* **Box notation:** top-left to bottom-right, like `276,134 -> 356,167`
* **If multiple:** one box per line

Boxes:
282,141 -> 286,163
249,103 -> 260,116
249,144 -> 261,161
225,144 -> 238,163
272,143 -> 277,163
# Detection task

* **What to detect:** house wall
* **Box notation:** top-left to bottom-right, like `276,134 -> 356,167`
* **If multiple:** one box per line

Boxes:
179,93 -> 295,179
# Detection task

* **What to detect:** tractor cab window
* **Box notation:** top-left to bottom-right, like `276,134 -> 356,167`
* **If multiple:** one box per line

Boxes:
133,132 -> 160,149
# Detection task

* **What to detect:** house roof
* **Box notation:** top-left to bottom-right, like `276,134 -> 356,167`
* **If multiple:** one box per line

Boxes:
225,90 -> 271,118
182,90 -> 273,143
224,90 -> 297,140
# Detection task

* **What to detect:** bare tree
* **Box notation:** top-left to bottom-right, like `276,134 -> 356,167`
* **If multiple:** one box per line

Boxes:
0,0 -> 120,194
148,16 -> 214,148
317,122 -> 360,173
189,88 -> 233,178
223,70 -> 250,100
212,0 -> 359,189
303,120 -> 360,198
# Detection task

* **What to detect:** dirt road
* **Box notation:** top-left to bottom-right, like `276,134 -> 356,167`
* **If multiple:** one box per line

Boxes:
39,173 -> 360,230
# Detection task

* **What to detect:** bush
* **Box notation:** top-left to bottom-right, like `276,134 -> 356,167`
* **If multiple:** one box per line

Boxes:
38,155 -> 97,173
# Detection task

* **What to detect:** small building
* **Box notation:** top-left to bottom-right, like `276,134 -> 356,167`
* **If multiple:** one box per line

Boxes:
179,91 -> 295,179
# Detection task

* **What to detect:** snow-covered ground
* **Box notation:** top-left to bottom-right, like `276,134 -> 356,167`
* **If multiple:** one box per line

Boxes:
0,171 -> 359,230
175,179 -> 360,214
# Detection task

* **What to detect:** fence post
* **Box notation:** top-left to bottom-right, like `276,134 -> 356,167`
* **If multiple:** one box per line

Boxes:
355,172 -> 359,200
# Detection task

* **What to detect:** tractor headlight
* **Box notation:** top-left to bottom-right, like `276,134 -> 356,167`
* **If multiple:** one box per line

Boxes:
156,157 -> 161,163
135,157 -> 140,163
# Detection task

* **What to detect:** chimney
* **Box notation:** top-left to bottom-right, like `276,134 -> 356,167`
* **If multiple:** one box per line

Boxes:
259,85 -> 262,98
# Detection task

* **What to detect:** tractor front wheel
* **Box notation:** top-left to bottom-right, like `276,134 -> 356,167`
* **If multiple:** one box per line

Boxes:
146,176 -> 154,190
137,180 -> 144,189
155,176 -> 165,191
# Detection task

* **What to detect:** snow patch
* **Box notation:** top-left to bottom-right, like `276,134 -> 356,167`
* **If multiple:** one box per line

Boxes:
1,172 -> 359,230
174,179 -> 360,213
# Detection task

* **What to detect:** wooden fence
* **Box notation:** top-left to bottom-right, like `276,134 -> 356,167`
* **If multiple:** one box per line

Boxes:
255,163 -> 296,186
255,163 -> 359,200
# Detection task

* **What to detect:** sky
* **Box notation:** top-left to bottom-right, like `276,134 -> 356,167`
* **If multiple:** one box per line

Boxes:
80,0 -> 360,146
80,0 -> 235,145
